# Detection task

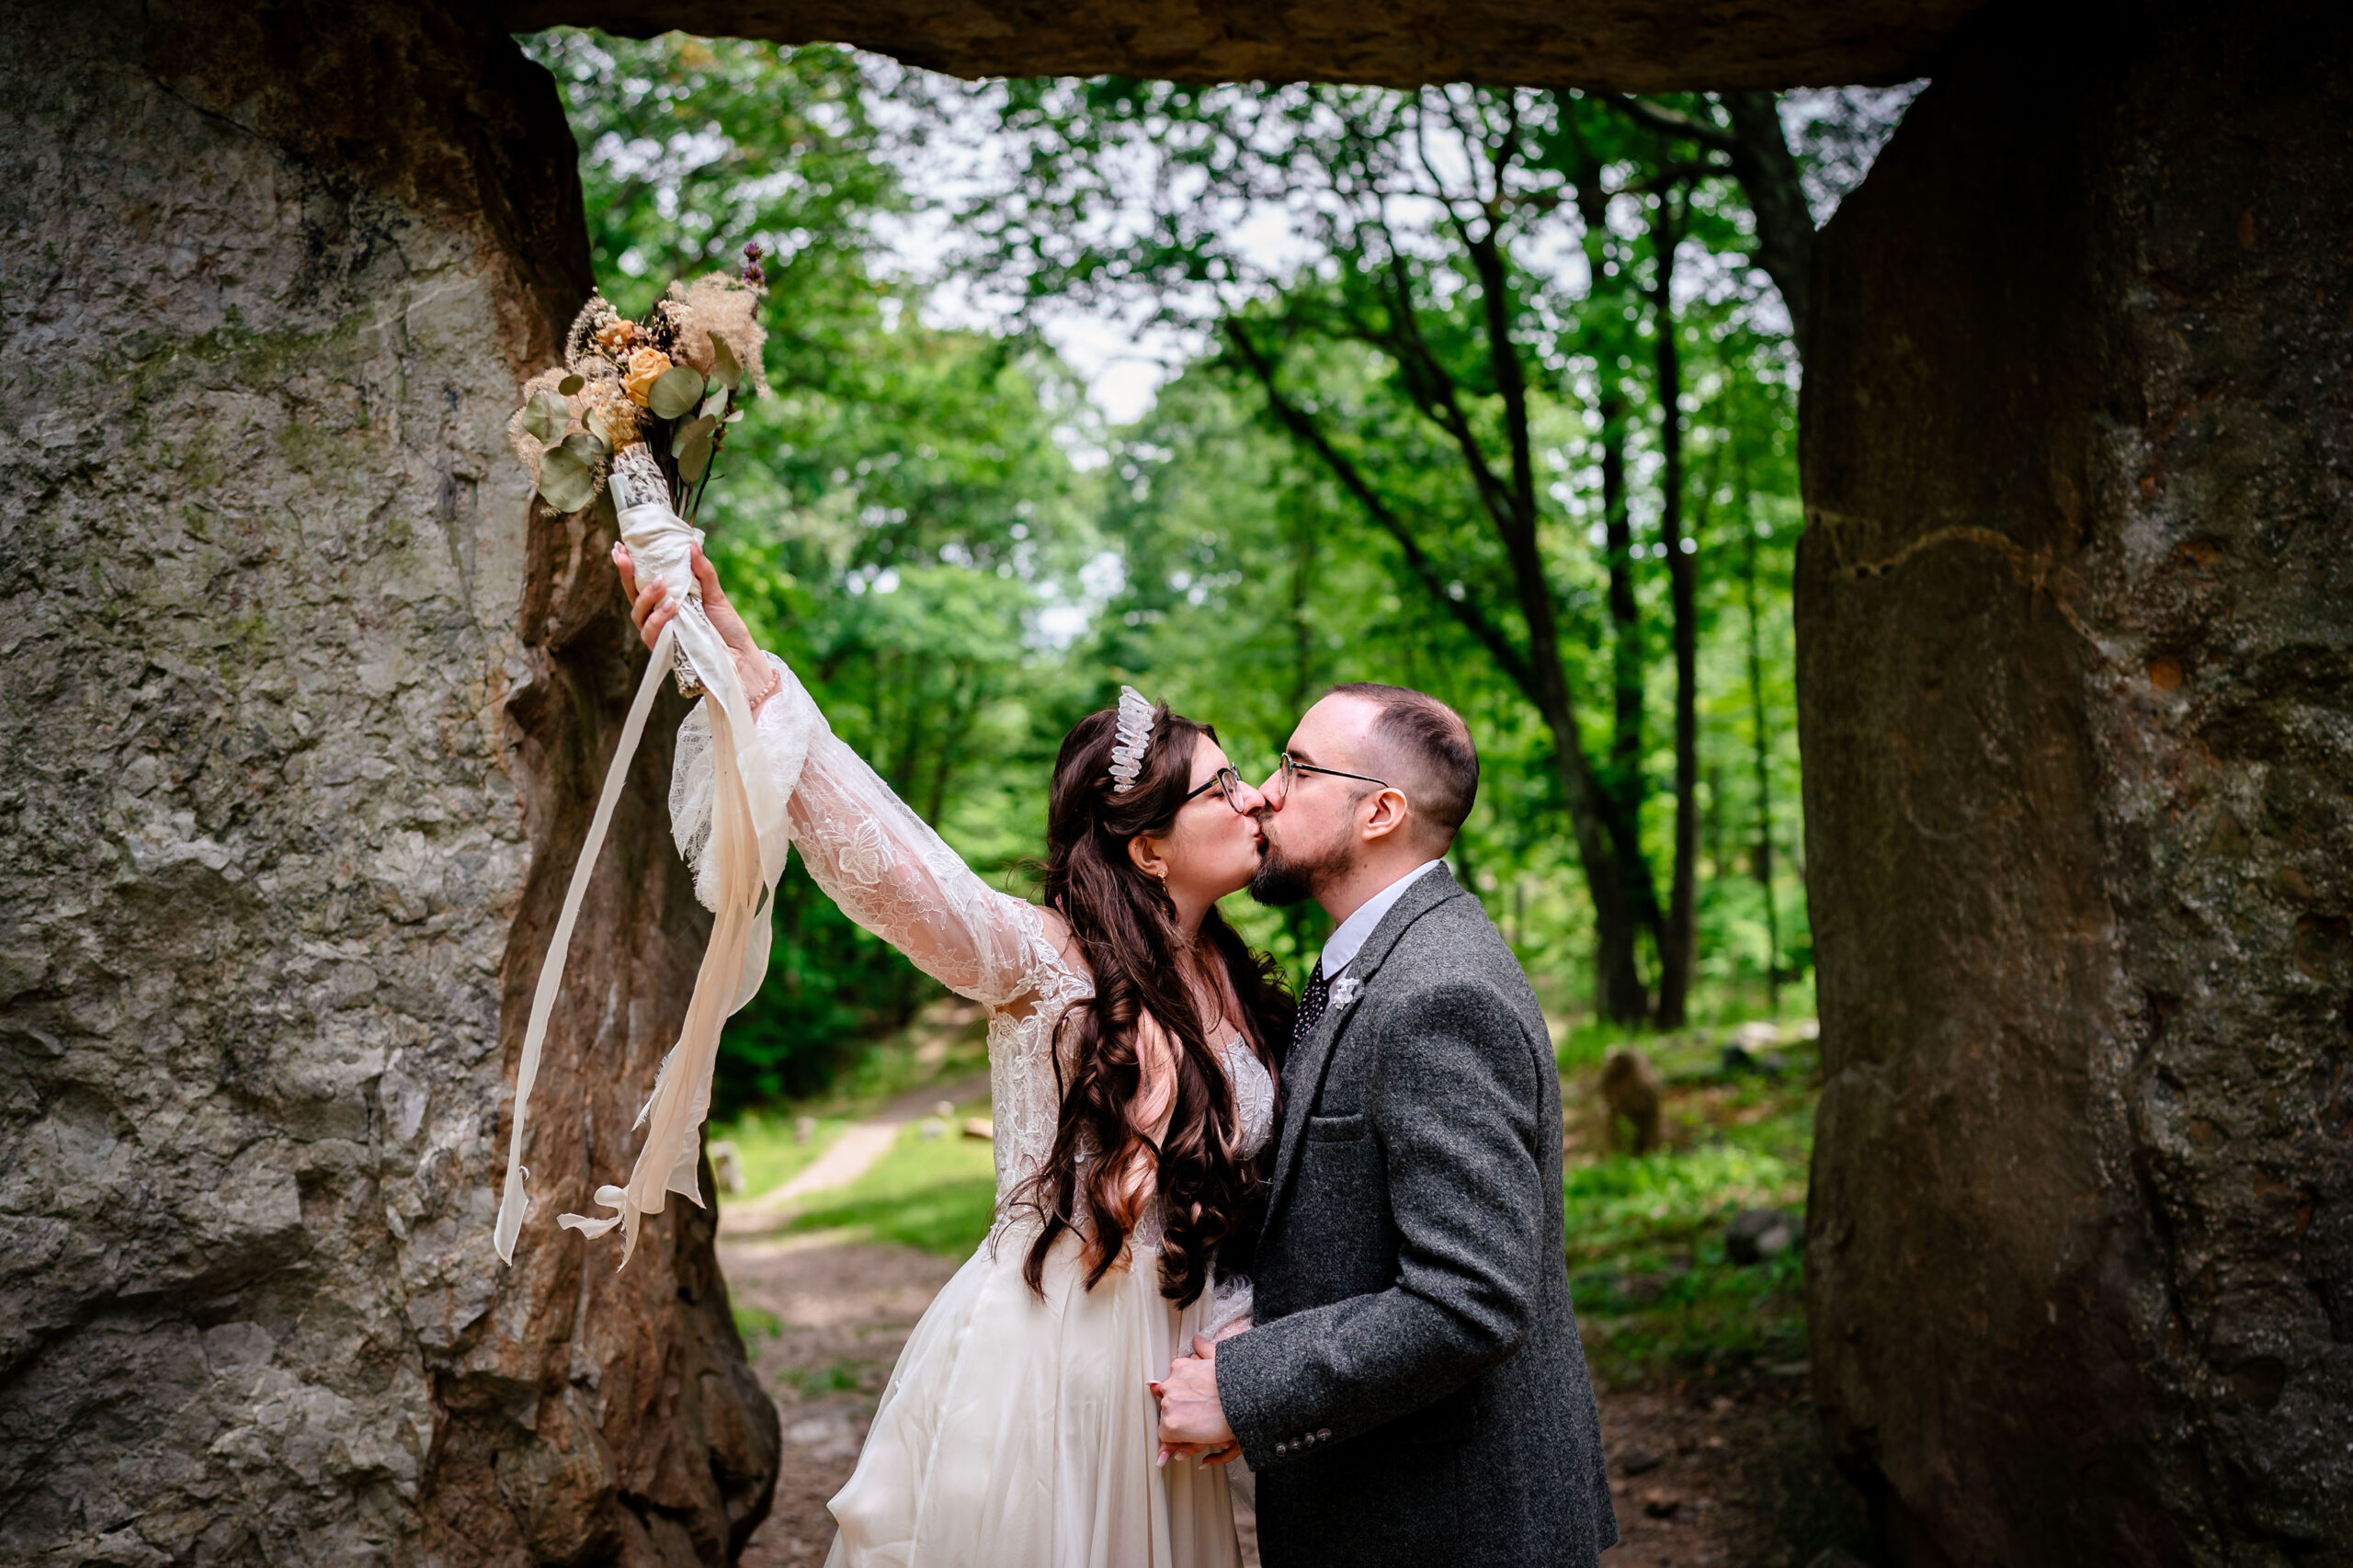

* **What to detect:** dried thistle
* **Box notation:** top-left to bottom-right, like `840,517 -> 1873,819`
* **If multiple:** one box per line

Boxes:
563,292 -> 622,369
677,273 -> 769,397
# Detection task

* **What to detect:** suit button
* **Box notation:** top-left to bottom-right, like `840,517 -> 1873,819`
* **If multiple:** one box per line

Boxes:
1276,1442 -> 1290,1456
1317,1428 -> 1332,1441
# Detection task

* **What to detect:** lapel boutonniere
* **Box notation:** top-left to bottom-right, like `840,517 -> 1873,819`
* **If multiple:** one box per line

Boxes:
1328,976 -> 1364,1009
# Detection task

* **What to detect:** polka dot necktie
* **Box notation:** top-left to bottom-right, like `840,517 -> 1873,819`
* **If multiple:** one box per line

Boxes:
1293,961 -> 1332,1049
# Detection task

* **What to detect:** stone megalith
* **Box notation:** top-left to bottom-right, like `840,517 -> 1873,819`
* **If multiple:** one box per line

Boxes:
1799,1 -> 2352,1561
0,3 -> 777,1563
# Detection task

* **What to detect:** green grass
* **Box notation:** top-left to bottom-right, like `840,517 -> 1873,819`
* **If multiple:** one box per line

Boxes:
733,1303 -> 786,1343
783,1094 -> 1001,1256
779,1360 -> 890,1398
711,994 -> 994,1201
715,1109 -> 852,1198
821,1017 -> 990,1108
1559,1021 -> 1819,1387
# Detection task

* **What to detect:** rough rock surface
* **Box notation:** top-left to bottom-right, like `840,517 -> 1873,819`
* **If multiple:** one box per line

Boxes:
0,3 -> 776,1562
1799,1 -> 2353,1561
500,0 -> 1985,93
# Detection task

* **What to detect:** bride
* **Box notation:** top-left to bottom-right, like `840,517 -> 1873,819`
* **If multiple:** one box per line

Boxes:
616,540 -> 1290,1568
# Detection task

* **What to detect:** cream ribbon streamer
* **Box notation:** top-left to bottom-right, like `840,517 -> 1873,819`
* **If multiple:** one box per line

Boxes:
494,445 -> 793,1267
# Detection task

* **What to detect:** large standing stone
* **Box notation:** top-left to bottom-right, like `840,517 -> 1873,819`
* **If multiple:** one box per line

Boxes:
1800,1 -> 2353,1560
506,0 -> 1988,91
0,3 -> 776,1562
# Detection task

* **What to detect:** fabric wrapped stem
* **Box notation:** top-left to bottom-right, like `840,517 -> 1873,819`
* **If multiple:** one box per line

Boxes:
492,445 -> 793,1267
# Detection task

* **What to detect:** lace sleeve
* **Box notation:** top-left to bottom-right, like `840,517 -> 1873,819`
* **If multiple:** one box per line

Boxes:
673,652 -> 1067,1011
1206,1269 -> 1255,1339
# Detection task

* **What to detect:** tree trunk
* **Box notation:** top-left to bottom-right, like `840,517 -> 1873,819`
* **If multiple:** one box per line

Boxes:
1597,380 -> 1649,877
1651,198 -> 1698,1030
1720,90 -> 1816,353
0,5 -> 778,1562
1802,2 -> 2353,1557
1739,480 -> 1781,1011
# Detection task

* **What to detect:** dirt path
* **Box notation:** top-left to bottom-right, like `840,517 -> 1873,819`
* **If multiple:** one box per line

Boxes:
721,1073 -> 991,1238
725,1237 -> 1860,1567
725,1235 -> 957,1568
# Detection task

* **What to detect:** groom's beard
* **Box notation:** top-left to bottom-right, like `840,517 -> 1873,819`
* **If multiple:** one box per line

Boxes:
1248,822 -> 1350,907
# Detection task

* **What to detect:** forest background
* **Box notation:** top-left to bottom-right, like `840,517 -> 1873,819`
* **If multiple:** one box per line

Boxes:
523,29 -> 1914,1109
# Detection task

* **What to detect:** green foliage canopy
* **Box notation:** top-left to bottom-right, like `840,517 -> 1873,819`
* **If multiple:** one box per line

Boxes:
524,32 -> 1848,1100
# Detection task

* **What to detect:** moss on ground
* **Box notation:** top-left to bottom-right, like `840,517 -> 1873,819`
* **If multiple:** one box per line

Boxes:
1558,1021 -> 1819,1389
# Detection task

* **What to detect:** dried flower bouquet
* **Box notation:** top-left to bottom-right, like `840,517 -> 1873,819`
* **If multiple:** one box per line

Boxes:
506,246 -> 769,521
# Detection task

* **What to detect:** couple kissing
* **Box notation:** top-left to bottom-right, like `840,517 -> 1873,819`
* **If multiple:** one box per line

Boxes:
619,539 -> 1613,1567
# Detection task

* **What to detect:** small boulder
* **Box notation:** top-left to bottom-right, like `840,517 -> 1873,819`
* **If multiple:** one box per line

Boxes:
710,1139 -> 745,1195
1619,1446 -> 1665,1476
1725,1207 -> 1802,1265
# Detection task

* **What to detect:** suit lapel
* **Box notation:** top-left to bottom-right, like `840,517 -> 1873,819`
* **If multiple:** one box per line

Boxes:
1262,866 -> 1469,1231
1264,989 -> 1348,1225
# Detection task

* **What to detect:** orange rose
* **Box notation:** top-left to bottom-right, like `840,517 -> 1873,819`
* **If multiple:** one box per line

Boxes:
621,347 -> 672,407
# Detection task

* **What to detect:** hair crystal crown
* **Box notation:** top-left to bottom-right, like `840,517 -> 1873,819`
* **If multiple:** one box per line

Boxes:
1108,686 -> 1155,793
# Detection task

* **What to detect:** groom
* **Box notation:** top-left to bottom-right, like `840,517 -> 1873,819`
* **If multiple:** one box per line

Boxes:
1155,683 -> 1617,1565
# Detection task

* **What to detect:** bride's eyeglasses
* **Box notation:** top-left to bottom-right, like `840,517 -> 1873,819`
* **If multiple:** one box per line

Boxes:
1178,766 -> 1248,812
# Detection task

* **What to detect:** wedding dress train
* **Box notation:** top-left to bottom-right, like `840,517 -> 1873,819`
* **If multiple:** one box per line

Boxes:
671,653 -> 1271,1568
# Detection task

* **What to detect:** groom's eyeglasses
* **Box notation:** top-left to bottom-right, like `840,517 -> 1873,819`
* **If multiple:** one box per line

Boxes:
1275,753 -> 1392,800
1178,766 -> 1247,812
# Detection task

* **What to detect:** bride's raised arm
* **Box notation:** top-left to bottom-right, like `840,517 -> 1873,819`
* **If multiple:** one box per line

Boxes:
625,542 -> 1066,1015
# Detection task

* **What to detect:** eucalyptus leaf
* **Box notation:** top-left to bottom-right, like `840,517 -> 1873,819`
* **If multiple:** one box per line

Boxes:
563,429 -> 608,460
537,445 -> 597,513
520,390 -> 567,447
709,335 -> 743,392
700,384 -> 731,422
557,374 -> 585,396
675,415 -> 717,483
726,408 -> 745,424
648,365 -> 706,421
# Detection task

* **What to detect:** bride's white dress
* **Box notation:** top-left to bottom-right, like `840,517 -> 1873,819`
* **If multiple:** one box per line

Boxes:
673,651 -> 1271,1568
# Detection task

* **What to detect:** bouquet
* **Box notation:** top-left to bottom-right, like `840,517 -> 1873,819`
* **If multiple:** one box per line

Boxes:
490,249 -> 796,1269
507,251 -> 767,524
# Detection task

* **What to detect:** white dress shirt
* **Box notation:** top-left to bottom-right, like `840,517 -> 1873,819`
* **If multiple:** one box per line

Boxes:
1314,859 -> 1445,979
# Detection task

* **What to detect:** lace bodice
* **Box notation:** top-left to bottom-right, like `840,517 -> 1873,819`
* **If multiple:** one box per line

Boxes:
674,653 -> 1276,1241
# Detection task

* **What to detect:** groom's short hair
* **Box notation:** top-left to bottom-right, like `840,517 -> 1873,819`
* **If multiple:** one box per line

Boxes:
1326,683 -> 1479,846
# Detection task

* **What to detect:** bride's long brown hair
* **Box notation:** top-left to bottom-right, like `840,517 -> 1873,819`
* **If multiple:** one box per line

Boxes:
1017,698 -> 1292,1307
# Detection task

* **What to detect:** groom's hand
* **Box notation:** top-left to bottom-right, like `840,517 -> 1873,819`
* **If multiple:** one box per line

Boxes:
1152,1335 -> 1238,1464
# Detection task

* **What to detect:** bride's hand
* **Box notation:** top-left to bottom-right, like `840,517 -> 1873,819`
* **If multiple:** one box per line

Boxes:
612,541 -> 773,705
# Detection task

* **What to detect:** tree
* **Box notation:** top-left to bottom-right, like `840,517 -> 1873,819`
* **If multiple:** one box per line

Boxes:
533,31 -> 1104,1100
971,81 -> 1799,1022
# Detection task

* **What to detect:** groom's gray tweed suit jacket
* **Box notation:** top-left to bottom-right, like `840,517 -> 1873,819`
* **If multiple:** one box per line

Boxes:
1218,865 -> 1617,1566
